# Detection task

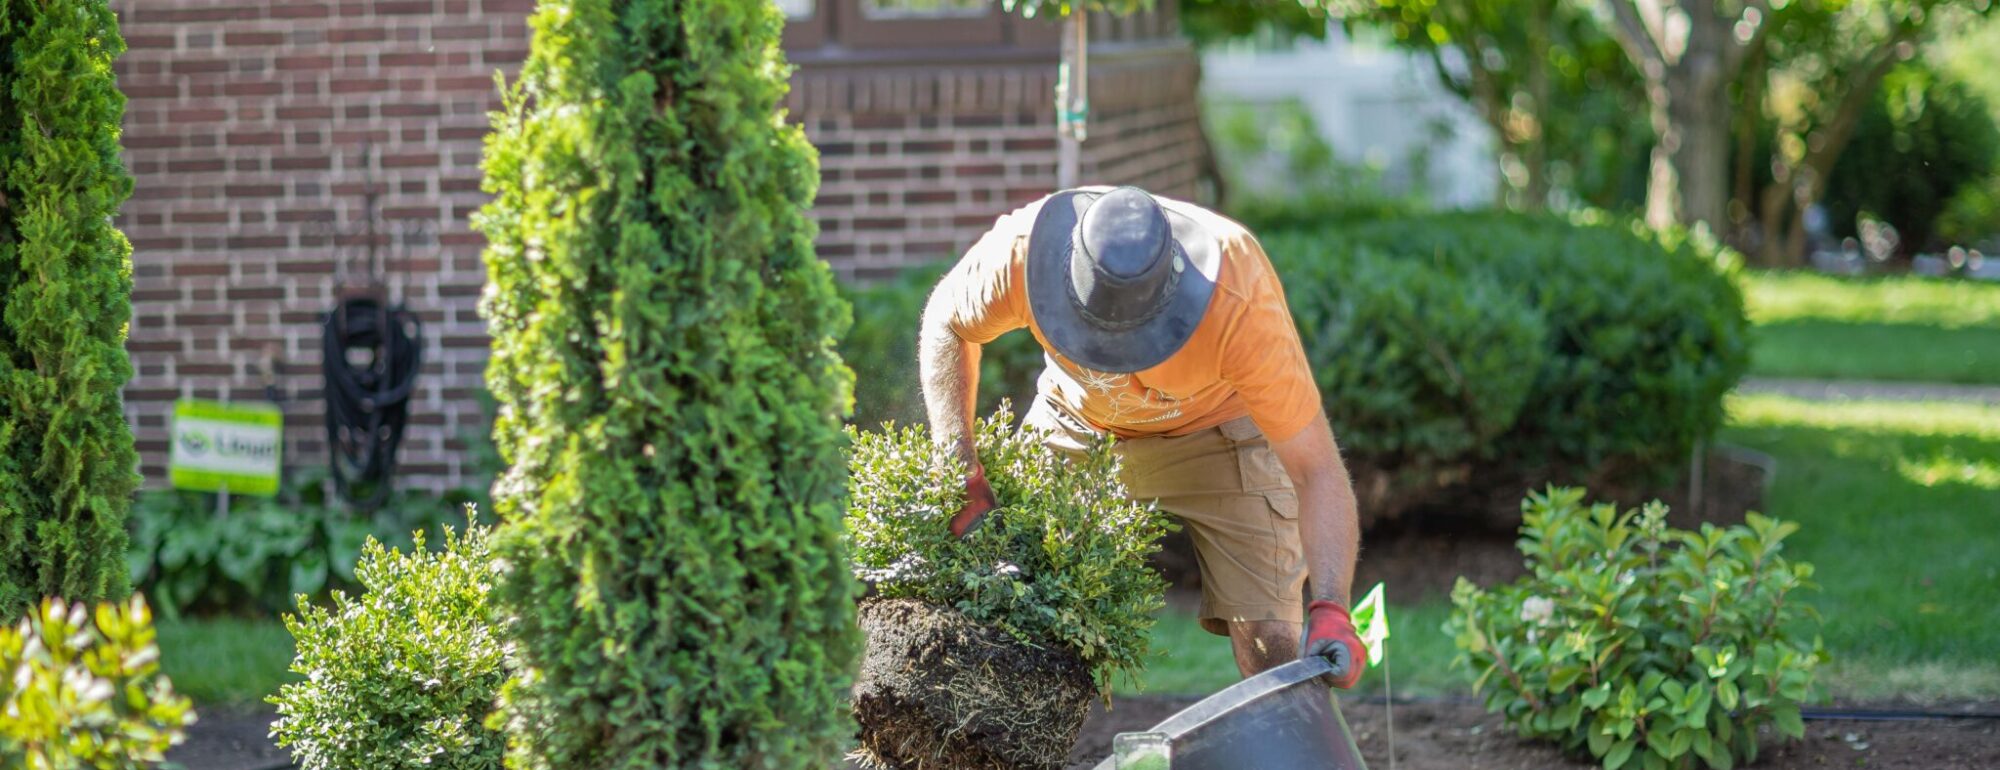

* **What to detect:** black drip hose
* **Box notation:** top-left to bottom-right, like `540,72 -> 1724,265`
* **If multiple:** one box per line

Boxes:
321,296 -> 423,511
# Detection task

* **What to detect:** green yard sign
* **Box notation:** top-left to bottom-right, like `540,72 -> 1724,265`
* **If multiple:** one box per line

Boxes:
169,399 -> 283,496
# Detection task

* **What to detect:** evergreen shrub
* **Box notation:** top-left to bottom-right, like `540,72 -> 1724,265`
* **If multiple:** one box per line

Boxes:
1449,488 -> 1822,770
0,596 -> 195,769
0,0 -> 142,618
474,0 -> 860,767
846,407 -> 1171,691
270,515 -> 506,770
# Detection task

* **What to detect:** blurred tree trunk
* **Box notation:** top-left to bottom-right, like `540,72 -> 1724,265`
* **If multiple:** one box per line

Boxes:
1605,0 -> 1771,234
1754,30 -> 1919,266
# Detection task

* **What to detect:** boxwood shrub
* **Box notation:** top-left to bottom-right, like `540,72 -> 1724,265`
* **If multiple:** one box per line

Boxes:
473,0 -> 860,766
1448,488 -> 1822,769
270,517 -> 505,770
846,406 -> 1172,692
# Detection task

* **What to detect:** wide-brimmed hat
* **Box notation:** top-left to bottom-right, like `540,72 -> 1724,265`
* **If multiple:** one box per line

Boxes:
1025,186 -> 1221,373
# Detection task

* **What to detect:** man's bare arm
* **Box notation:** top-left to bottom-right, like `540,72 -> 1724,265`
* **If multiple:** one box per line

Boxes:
918,279 -> 983,470
1269,412 -> 1360,607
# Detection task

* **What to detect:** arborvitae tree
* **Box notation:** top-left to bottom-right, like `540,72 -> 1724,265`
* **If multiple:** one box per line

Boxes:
0,0 -> 140,618
474,1 -> 859,767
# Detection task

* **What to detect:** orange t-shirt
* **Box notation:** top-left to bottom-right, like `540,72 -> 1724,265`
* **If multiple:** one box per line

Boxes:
940,192 -> 1322,443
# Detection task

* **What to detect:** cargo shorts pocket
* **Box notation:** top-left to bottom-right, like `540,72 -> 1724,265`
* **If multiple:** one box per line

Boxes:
1220,418 -> 1293,495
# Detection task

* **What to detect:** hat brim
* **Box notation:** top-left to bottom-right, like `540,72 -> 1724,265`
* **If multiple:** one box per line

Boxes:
1026,190 -> 1221,374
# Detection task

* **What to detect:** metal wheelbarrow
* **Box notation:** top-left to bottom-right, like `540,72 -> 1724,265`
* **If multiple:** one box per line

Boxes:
1090,655 -> 1367,770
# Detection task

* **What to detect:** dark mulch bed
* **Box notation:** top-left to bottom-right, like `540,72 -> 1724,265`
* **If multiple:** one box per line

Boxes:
165,705 -> 289,770
1064,696 -> 2000,770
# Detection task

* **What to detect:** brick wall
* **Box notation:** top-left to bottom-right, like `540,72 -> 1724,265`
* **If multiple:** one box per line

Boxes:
111,0 -> 1212,494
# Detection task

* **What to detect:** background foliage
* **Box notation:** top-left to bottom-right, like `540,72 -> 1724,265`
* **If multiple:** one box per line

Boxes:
1823,62 -> 2000,256
1254,210 -> 1748,511
1449,488 -> 1823,770
847,409 -> 1171,692
0,597 -> 194,770
126,480 -> 472,618
270,518 -> 505,770
473,0 -> 860,767
843,264 -> 1044,431
0,0 -> 141,619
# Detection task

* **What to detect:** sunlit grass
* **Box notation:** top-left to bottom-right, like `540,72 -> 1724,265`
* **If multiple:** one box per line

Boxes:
155,616 -> 295,706
1743,271 -> 2000,384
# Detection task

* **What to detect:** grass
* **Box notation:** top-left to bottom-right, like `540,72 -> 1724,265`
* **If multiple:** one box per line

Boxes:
1126,395 -> 2000,703
1721,394 -> 2000,702
156,617 -> 296,706
1121,601 -> 1461,699
1744,271 -> 2000,384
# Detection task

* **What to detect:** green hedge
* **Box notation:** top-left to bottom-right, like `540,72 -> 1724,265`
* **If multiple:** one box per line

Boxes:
474,0 -> 859,767
0,0 -> 141,618
1278,211 -> 1749,476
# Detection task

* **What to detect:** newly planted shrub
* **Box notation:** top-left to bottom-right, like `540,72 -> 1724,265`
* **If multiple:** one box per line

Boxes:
847,407 -> 1171,692
0,0 -> 141,618
475,0 -> 859,767
270,514 -> 505,770
0,596 -> 195,770
847,407 -> 1170,769
1448,488 -> 1823,770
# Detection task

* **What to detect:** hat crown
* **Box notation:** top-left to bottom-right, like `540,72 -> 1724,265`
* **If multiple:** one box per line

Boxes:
1068,187 -> 1179,330
1080,187 -> 1171,280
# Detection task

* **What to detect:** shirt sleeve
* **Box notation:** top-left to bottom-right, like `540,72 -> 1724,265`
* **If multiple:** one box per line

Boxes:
938,215 -> 1032,345
1220,239 -> 1322,444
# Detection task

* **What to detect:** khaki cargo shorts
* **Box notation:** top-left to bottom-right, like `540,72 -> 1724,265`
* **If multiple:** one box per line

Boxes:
1022,397 -> 1306,637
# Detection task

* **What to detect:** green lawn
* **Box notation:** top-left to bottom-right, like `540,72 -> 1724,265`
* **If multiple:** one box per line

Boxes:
156,617 -> 295,706
1745,271 -> 2000,384
1721,394 -> 2000,701
1127,394 -> 2000,703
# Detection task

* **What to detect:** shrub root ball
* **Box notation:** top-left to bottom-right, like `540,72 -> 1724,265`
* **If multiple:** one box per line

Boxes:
852,598 -> 1094,770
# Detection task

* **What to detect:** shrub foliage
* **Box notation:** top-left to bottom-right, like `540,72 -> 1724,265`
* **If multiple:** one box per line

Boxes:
271,516 -> 506,770
0,596 -> 194,769
474,0 -> 860,767
0,0 -> 141,618
1448,488 -> 1822,770
847,407 -> 1171,692
1264,211 -> 1748,494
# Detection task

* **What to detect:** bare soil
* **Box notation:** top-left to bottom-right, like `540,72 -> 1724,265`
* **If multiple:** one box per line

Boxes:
1065,696 -> 2000,770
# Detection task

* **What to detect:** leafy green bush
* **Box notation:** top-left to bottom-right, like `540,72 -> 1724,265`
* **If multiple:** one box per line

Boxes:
1448,488 -> 1823,770
847,407 -> 1172,691
127,480 -> 473,618
1826,62 -> 2000,255
474,0 -> 859,766
1269,211 -> 1749,480
842,264 -> 1043,430
1,596 -> 195,769
0,0 -> 142,619
1260,231 -> 1547,479
270,515 -> 505,770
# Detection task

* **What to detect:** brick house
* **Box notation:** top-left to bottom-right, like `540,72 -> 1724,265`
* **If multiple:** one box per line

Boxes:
112,0 -> 1213,495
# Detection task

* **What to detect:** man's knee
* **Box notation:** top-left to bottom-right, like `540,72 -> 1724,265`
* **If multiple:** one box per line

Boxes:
1226,619 -> 1301,677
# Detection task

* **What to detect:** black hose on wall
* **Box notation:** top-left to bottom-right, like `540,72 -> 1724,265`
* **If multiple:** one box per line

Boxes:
322,296 -> 423,511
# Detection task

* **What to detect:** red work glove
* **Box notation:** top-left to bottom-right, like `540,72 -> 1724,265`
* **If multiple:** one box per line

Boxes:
947,466 -> 999,538
1305,600 -> 1368,689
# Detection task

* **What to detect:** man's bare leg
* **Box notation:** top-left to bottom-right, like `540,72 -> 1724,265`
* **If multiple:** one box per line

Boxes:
1227,619 -> 1302,677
